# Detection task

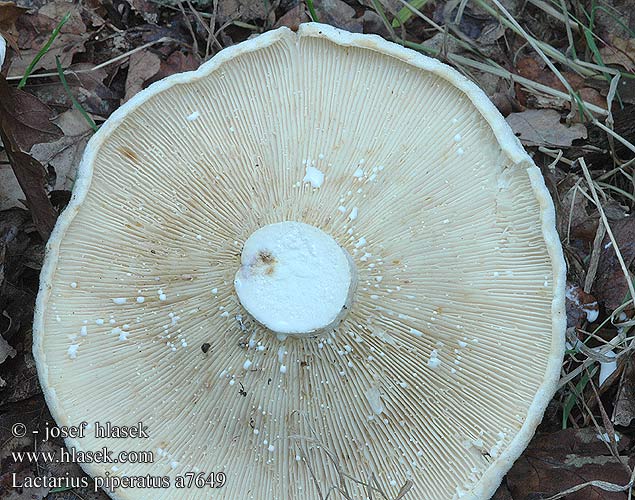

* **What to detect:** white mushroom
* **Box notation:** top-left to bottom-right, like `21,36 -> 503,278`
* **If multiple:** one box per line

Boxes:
34,23 -> 566,500
0,34 -> 6,70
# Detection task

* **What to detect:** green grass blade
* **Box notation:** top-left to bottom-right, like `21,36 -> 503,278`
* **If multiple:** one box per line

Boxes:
18,11 -> 72,89
392,0 -> 429,28
371,0 -> 398,39
591,3 -> 635,38
306,0 -> 319,22
582,27 -> 608,77
49,487 -> 74,493
581,25 -> 623,105
562,366 -> 597,429
55,56 -> 98,133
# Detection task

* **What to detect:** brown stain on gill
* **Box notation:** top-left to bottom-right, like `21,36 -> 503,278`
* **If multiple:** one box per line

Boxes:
119,146 -> 138,162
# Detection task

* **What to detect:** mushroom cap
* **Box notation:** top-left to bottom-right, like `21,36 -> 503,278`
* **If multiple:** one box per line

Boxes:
34,23 -> 566,500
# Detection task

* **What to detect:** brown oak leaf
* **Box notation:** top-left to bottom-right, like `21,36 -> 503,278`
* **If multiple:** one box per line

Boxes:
0,75 -> 61,238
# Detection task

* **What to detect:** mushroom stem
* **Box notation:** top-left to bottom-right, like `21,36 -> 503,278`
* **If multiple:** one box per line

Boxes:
234,222 -> 356,339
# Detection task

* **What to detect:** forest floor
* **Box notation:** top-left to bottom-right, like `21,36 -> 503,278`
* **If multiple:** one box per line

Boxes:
1,0 -> 635,498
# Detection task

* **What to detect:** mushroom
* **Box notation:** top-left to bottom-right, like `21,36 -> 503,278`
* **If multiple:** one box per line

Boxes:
0,34 -> 5,70
34,23 -> 566,499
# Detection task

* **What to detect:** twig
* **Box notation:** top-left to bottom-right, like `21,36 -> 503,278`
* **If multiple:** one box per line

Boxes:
177,2 -> 199,55
579,158 -> 635,306
8,37 -> 173,81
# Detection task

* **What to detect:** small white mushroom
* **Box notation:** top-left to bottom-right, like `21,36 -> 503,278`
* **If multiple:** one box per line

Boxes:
0,35 -> 5,70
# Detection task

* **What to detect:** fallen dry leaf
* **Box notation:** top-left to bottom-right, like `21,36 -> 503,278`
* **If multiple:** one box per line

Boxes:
125,0 -> 158,24
31,108 -> 94,192
0,149 -> 56,239
593,217 -> 635,311
274,4 -> 309,31
8,33 -> 85,79
0,467 -> 50,500
28,64 -> 119,118
0,394 -> 109,499
513,56 -> 603,113
0,327 -> 42,407
515,56 -> 586,93
0,227 -> 4,289
0,1 -> 27,51
489,91 -> 522,117
600,36 -> 635,71
0,162 -> 24,211
8,1 -> 86,79
16,0 -> 86,49
0,332 -> 16,364
577,86 -> 608,111
0,209 -> 42,403
0,396 -> 45,463
0,75 -> 60,238
361,10 -> 390,38
145,50 -> 200,85
0,330 -> 16,389
421,32 -> 463,59
491,481 -> 513,500
506,109 -> 587,147
0,76 -> 62,150
124,49 -> 161,102
506,428 -> 632,500
315,0 -> 363,32
0,396 -> 51,499
216,0 -> 269,25
37,0 -> 85,34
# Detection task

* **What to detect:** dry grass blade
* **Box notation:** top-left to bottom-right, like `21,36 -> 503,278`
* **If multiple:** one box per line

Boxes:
579,158 -> 635,306
177,1 -> 199,55
542,469 -> 635,500
487,0 -> 581,109
590,120 -> 635,156
395,0 -> 608,116
185,0 -> 223,53
394,480 -> 414,499
565,179 -> 582,245
584,219 -> 606,293
6,37 -> 174,81
560,334 -> 621,388
472,0 -> 595,77
287,412 -> 408,499
526,0 -> 579,31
